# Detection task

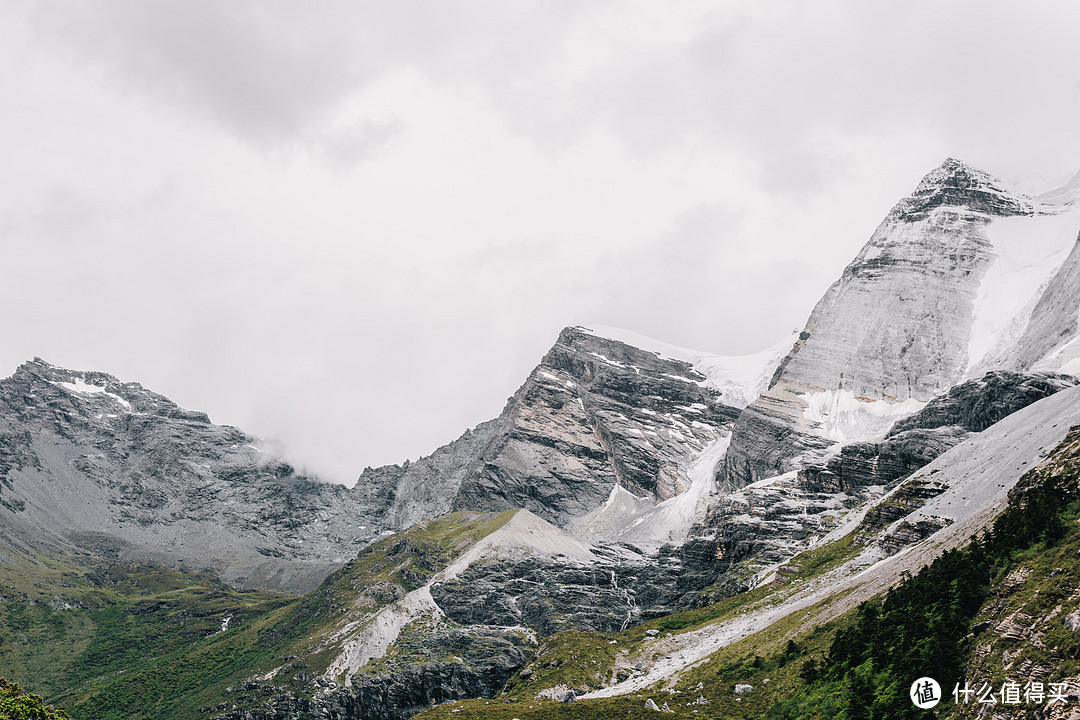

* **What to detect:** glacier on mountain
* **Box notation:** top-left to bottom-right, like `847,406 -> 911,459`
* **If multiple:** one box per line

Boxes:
723,158 -> 1080,490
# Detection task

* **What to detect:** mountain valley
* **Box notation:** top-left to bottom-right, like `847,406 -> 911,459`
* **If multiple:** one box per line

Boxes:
3,158 -> 1080,719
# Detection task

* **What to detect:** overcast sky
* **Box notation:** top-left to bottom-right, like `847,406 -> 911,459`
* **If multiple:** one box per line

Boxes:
2,1 -> 1079,484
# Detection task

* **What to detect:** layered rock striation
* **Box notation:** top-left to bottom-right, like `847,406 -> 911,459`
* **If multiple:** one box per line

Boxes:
362,326 -> 749,530
724,159 -> 1080,490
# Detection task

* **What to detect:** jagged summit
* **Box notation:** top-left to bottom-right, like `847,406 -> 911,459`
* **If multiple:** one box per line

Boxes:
890,157 -> 1033,221
12,156 -> 1080,717
9,357 -> 211,423
723,157 -> 1080,489
891,157 -> 1080,222
0,359 -> 397,593
359,324 -> 750,538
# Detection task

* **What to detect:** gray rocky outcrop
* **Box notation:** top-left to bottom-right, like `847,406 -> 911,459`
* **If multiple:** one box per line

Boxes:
213,627 -> 532,720
363,326 -> 739,529
452,327 -> 738,524
796,427 -> 968,494
888,370 -> 1077,435
796,371 -> 1078,542
429,552 -> 691,635
0,359 -> 396,593
688,368 -> 1077,591
687,471 -> 867,597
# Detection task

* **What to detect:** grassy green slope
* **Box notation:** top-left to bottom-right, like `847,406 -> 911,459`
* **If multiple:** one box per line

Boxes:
398,528 -> 860,719
0,510 -> 516,720
0,548 -> 294,719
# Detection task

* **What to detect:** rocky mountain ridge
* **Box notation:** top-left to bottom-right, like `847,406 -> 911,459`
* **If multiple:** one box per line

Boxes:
0,358 -> 397,593
4,157 -> 1080,720
361,324 -> 785,541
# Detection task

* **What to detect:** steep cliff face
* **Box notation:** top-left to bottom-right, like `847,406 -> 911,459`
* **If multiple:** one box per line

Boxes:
796,371 -> 1079,492
0,359 -> 395,593
359,326 -> 787,533
206,509 -> 696,720
724,159 -> 1080,489
0,321 -> 787,597
778,159 -> 1030,401
356,420 -> 500,531
10,157 -> 1080,720
449,326 -> 741,525
888,370 -> 1078,435
690,371 -> 1080,589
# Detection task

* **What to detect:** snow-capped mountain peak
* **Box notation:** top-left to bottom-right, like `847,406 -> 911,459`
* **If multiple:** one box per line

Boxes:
890,157 -> 1034,222
724,158 -> 1080,489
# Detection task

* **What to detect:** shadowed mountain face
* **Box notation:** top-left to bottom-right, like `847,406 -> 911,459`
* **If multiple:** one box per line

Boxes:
0,359 -> 396,593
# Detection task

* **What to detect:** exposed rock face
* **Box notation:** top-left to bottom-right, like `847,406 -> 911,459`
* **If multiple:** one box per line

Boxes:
863,381 -> 1080,557
797,372 -> 1078,494
363,326 -> 742,529
856,471 -> 950,543
430,553 -> 691,635
720,389 -> 835,491
357,420 -> 500,531
340,626 -> 534,720
888,370 -> 1078,435
776,160 -> 1031,401
724,159 -> 1080,489
797,428 -> 966,494
688,470 -> 864,596
214,627 -> 533,720
452,326 -> 739,524
704,371 -> 1079,576
0,359 -> 395,593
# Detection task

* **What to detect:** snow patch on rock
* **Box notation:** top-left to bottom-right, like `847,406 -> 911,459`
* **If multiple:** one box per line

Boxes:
53,377 -> 132,410
571,436 -> 730,551
801,389 -> 926,444
580,326 -> 796,408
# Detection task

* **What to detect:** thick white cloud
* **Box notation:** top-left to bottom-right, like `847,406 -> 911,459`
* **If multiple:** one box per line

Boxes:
1,1 -> 1078,483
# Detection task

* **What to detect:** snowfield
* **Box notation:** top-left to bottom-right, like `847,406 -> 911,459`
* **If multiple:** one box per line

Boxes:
801,389 -> 926,444
967,196 -> 1080,375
